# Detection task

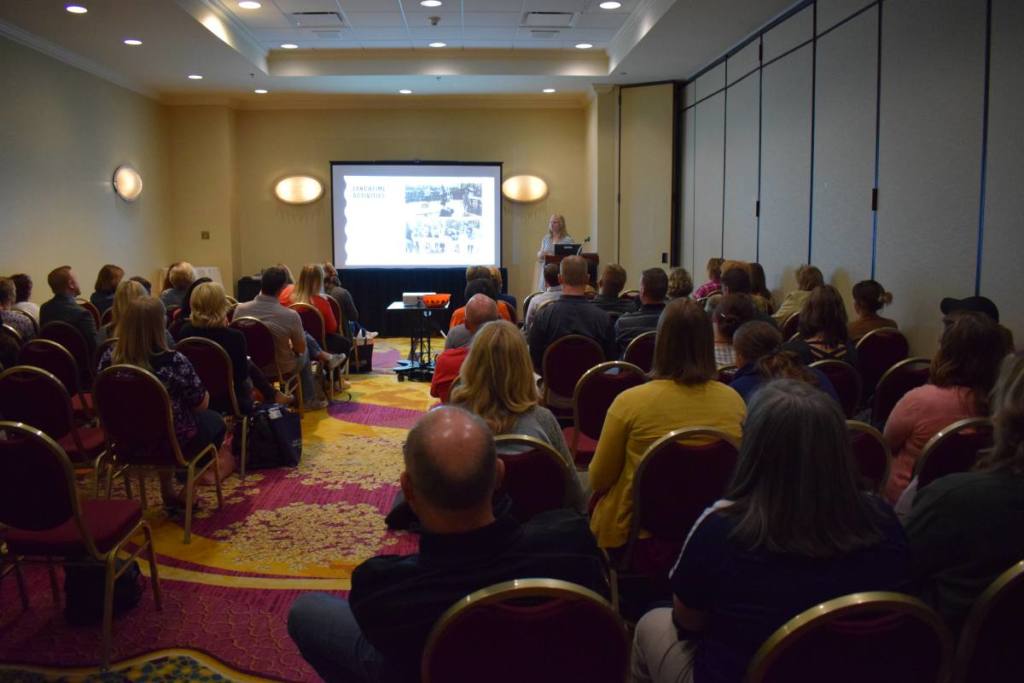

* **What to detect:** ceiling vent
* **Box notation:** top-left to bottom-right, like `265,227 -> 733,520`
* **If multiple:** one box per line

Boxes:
311,29 -> 344,39
529,29 -> 560,39
288,11 -> 344,29
521,11 -> 576,28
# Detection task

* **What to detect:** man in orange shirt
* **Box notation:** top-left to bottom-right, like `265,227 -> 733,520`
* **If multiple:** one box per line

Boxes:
431,294 -> 499,403
448,278 -> 512,329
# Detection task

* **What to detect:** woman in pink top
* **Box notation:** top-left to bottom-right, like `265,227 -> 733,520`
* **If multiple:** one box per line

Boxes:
883,312 -> 1008,503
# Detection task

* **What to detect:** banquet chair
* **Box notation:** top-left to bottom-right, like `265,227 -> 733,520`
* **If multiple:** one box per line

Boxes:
290,302 -> 346,400
540,334 -> 605,421
781,312 -> 800,340
9,308 -> 39,337
954,560 -> 1024,682
1,323 -> 21,346
563,361 -> 647,468
0,421 -> 161,668
19,337 -> 92,418
718,365 -> 738,383
871,357 -> 931,427
39,320 -> 94,390
914,417 -> 994,491
421,578 -> 627,683
846,420 -> 891,494
231,316 -> 304,416
494,434 -> 575,523
810,360 -> 862,418
856,327 -> 910,402
93,364 -> 224,544
623,331 -> 656,373
77,299 -> 101,327
325,294 -> 360,373
99,306 -> 113,327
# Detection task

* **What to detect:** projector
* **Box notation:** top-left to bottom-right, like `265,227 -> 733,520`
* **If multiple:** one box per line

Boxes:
402,292 -> 436,306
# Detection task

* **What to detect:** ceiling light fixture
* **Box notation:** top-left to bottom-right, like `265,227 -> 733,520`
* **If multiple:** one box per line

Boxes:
542,88 -> 556,93
575,43 -> 593,49
65,5 -> 88,14
429,41 -> 446,48
123,38 -> 142,46
280,43 -> 298,49
238,1 -> 262,8
254,88 -> 268,94
420,0 -> 442,6
188,74 -> 203,80
399,89 -> 413,94
599,1 -> 622,8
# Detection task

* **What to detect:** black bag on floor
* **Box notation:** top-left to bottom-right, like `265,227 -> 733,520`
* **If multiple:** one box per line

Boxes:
64,558 -> 142,625
233,404 -> 302,469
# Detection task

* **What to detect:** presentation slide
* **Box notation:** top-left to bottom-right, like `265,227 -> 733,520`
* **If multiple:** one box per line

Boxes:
331,162 -> 502,268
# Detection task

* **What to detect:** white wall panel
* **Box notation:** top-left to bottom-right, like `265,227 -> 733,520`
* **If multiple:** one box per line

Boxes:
763,5 -> 813,62
693,92 -> 725,274
981,0 -> 1024,341
723,72 -> 760,262
684,82 -> 696,108
758,45 -> 813,297
876,0 -> 985,355
817,0 -> 874,35
727,38 -> 760,85
682,106 -> 696,274
696,63 -> 726,101
811,7 -> 877,312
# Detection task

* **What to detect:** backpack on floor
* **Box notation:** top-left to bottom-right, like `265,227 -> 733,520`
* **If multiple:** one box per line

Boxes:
234,404 -> 302,468
64,558 -> 143,625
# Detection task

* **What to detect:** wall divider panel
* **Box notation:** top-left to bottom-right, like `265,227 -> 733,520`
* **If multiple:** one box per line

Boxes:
681,97 -> 697,275
723,71 -> 760,263
693,92 -> 726,276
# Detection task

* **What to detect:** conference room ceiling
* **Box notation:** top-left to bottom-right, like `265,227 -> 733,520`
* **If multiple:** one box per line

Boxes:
0,0 -> 796,102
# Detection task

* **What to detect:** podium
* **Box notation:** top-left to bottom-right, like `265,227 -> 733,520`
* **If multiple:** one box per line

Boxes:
544,253 -> 599,287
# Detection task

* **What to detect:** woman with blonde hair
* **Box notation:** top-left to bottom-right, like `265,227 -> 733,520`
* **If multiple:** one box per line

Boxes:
667,267 -> 694,300
772,264 -> 824,324
160,261 -> 196,310
98,279 -> 174,347
450,320 -> 584,511
534,214 -> 575,291
280,264 -> 352,358
90,264 -> 124,314
97,296 -> 225,510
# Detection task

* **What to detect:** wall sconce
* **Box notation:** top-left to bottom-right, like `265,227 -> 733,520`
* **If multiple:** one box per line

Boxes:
501,175 -> 548,203
112,164 -> 143,202
274,175 -> 323,205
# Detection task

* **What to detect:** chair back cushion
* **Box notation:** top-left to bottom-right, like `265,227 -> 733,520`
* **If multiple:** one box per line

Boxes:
230,317 -> 277,370
291,303 -> 326,346
0,425 -> 75,531
623,331 -> 656,373
871,358 -> 930,426
576,363 -> 647,440
177,337 -> 235,413
847,424 -> 889,493
39,321 -> 91,383
916,420 -> 994,489
93,365 -> 177,465
856,328 -> 910,396
0,367 -> 74,440
811,360 -> 862,418
19,338 -> 81,396
957,562 -> 1024,683
542,335 -> 605,400
782,313 -> 800,339
496,439 -> 569,522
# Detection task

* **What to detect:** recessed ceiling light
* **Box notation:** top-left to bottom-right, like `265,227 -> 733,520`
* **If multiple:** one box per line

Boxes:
542,88 -> 556,93
123,38 -> 142,46
254,88 -> 268,94
280,43 -> 298,49
238,0 -> 261,8
65,5 -> 88,13
399,89 -> 413,94
575,43 -> 593,49
429,42 -> 447,48
188,74 -> 203,80
599,1 -> 622,8
420,0 -> 442,6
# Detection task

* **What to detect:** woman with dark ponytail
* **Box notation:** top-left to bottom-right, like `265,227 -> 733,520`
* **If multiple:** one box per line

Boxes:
728,320 -> 839,404
848,279 -> 897,341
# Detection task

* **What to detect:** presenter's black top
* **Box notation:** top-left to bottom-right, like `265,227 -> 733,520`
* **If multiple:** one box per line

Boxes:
349,510 -> 607,682
527,294 -> 615,371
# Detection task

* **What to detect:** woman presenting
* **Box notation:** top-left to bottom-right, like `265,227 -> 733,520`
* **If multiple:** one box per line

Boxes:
535,214 -> 575,291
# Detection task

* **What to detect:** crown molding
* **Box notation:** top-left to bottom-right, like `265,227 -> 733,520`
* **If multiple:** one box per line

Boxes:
175,0 -> 268,73
0,19 -> 158,100
162,92 -> 590,111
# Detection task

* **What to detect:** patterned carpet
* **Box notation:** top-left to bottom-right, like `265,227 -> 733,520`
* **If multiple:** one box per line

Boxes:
0,339 -> 431,682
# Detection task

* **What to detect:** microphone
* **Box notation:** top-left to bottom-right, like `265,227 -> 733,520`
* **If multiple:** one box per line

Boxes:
576,236 -> 591,256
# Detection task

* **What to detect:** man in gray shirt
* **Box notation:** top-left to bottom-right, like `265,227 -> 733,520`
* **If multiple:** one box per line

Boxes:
614,267 -> 668,355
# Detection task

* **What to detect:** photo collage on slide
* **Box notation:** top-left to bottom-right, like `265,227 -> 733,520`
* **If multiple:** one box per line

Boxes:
404,182 -> 484,257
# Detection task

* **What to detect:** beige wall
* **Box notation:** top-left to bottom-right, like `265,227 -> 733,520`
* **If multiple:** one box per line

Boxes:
231,106 -> 587,304
0,36 -> 170,301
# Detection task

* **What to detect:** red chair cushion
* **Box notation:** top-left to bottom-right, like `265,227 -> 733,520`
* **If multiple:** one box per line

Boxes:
58,426 -> 106,461
562,426 -> 597,467
4,499 -> 142,556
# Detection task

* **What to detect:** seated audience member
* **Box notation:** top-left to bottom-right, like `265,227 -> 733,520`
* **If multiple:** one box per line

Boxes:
287,406 -> 607,683
449,279 -> 513,329
631,380 -> 909,683
39,265 -> 99,358
322,263 -> 365,333
783,285 -> 858,365
848,279 -> 897,341
940,295 -> 1014,351
234,266 -> 334,411
0,277 -> 35,341
592,264 -> 636,315
906,353 -> 1024,635
176,276 -> 213,325
693,257 -> 724,300
487,265 -> 517,320
728,321 -> 839,404
282,264 -> 353,357
179,282 -> 291,410
129,275 -> 153,295
712,294 -> 756,368
98,280 -> 174,348
10,273 -> 38,321
97,297 -> 225,510
160,262 -> 196,310
748,262 -> 774,314
523,263 -> 563,331
614,267 -> 668,354
667,267 -> 693,300
430,294 -> 499,404
528,255 -> 615,370
771,264 -> 824,324
451,319 -> 585,510
589,299 -> 745,551
704,266 -> 773,324
90,264 -> 124,315
883,311 -> 1007,504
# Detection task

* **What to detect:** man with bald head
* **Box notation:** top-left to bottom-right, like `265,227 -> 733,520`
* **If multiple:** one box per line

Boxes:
528,255 -> 615,370
430,294 -> 498,403
287,406 -> 606,683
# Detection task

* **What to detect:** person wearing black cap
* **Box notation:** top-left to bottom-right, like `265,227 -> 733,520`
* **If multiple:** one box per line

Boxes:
941,295 -> 1014,351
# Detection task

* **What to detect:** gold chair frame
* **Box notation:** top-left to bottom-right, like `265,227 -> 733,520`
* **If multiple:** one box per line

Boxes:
8,308 -> 38,336
77,299 -> 101,327
494,434 -> 575,511
854,324 -> 905,351
912,417 -> 993,483
539,334 -> 605,412
231,315 -> 305,417
746,591 -> 953,682
521,291 -> 544,319
94,364 -> 224,544
1,322 -> 21,344
623,330 -> 657,370
809,359 -> 863,417
846,419 -> 892,494
953,559 -> 1024,683
19,337 -> 93,417
568,361 -> 646,466
0,421 -> 162,669
290,302 -> 349,402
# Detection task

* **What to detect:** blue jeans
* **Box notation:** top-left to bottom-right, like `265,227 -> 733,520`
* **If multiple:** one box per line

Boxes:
287,593 -> 397,683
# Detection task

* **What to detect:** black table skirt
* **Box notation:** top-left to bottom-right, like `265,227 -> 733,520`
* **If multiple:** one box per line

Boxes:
237,267 -> 507,337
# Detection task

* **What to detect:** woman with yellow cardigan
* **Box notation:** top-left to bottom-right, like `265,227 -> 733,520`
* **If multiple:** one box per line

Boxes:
588,298 -> 746,550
